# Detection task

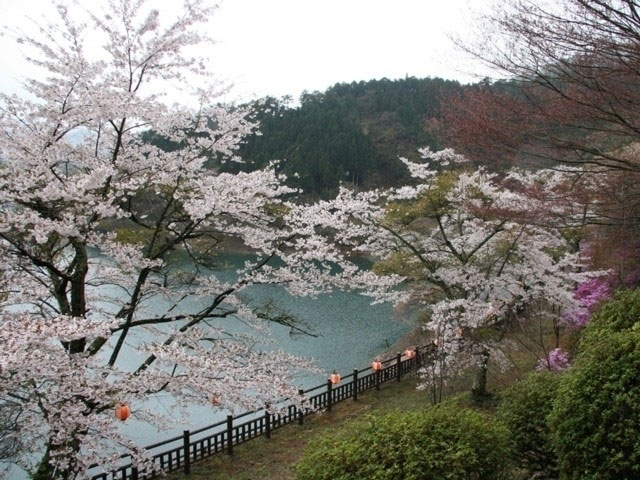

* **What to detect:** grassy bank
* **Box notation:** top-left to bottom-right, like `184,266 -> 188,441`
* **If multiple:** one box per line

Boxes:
169,375 -> 439,480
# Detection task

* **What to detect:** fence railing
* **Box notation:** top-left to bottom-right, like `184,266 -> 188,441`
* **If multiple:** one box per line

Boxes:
89,344 -> 436,480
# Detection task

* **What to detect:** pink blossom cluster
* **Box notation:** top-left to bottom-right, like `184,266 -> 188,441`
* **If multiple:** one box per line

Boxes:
562,276 -> 613,328
536,348 -> 571,372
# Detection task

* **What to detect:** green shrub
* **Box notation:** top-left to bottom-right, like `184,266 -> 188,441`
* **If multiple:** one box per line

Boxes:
549,290 -> 640,480
294,404 -> 512,480
581,288 -> 640,343
496,371 -> 561,479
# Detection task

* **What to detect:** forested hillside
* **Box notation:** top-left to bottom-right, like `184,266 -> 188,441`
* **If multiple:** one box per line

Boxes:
225,77 -> 462,197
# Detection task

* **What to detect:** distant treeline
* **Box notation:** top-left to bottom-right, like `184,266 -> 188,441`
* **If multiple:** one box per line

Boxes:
230,77 -> 462,197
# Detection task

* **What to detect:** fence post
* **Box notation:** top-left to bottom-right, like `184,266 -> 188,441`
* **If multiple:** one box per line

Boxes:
131,467 -> 139,480
353,368 -> 359,401
376,368 -> 381,390
183,430 -> 191,475
416,346 -> 422,368
226,415 -> 234,456
265,409 -> 271,439
327,378 -> 333,412
298,389 -> 305,425
397,352 -> 402,381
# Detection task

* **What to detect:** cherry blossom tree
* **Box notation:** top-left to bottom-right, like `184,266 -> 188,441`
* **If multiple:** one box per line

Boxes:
0,1 -> 369,478
317,149 -> 595,402
436,1 -> 640,283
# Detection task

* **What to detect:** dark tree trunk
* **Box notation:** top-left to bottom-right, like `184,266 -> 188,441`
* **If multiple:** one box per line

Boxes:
33,441 -> 57,480
471,348 -> 490,405
33,435 -> 82,480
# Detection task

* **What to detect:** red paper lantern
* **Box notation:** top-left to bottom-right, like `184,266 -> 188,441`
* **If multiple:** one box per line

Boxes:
329,370 -> 341,384
115,403 -> 131,422
210,395 -> 221,406
371,360 -> 382,372
404,348 -> 416,359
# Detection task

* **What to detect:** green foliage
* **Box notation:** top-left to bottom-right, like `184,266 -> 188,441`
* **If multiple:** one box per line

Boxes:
582,288 -> 640,340
496,372 -> 561,478
294,404 -> 512,480
262,202 -> 291,228
232,92 -> 374,197
549,290 -> 640,480
113,227 -> 153,245
372,252 -> 424,281
384,171 -> 459,226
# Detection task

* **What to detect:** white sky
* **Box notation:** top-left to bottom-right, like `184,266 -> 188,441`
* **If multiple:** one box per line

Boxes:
0,0 -> 492,104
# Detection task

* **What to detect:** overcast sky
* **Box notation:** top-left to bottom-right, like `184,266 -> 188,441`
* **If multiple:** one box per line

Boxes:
0,0 -> 492,103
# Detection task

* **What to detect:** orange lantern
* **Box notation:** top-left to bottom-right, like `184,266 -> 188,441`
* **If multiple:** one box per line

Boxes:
404,348 -> 416,359
210,395 -> 221,406
329,370 -> 341,384
115,403 -> 131,422
371,360 -> 382,372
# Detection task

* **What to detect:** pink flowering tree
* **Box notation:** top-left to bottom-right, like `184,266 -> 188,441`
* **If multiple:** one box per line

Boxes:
0,1 -> 371,478
536,347 -> 572,372
317,149 -> 595,402
534,271 -> 613,372
562,276 -> 614,328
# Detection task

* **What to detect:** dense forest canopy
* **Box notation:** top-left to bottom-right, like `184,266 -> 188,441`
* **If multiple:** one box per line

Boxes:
224,77 -> 462,197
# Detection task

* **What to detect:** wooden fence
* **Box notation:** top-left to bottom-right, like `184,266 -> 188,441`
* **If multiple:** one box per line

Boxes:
90,344 -> 435,480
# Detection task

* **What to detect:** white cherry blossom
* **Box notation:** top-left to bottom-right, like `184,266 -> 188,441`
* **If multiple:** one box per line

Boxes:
0,1 -> 364,478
